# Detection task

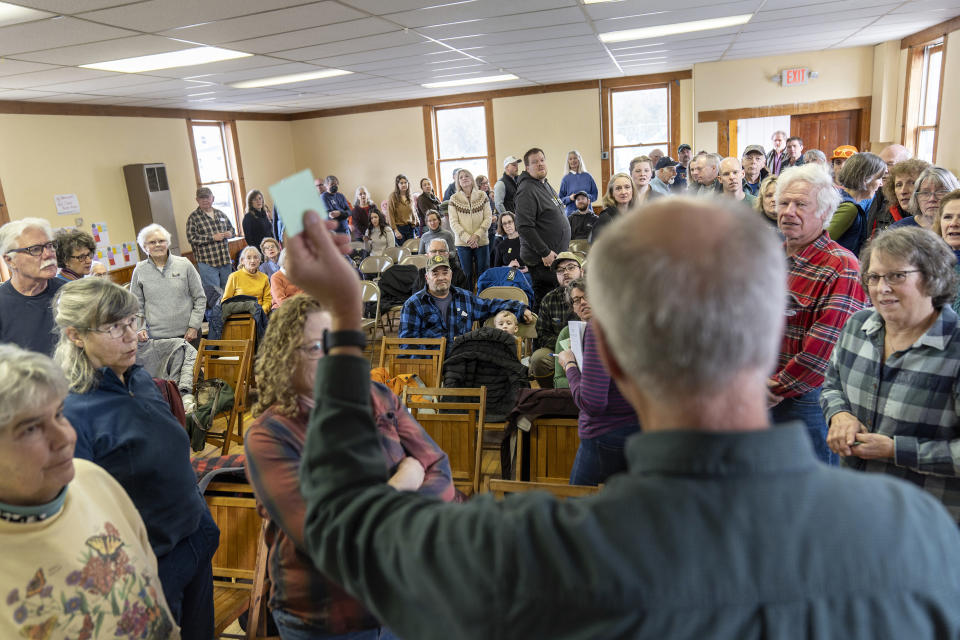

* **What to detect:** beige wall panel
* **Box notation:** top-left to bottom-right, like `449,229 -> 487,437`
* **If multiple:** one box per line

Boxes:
937,31 -> 960,174
237,120 -> 297,208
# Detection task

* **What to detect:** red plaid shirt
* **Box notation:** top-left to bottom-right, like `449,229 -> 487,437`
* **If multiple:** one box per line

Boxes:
770,232 -> 866,397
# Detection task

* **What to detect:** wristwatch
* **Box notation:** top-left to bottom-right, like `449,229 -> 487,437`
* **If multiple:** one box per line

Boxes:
322,329 -> 367,354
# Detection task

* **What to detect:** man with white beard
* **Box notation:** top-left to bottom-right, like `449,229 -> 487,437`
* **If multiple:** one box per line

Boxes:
650,157 -> 680,196
0,217 -> 65,355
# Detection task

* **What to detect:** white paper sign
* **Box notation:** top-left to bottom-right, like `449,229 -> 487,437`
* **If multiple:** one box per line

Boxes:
568,321 -> 587,367
54,194 -> 80,215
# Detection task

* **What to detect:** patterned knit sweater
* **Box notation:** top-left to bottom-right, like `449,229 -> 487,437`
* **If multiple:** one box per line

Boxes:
448,190 -> 493,247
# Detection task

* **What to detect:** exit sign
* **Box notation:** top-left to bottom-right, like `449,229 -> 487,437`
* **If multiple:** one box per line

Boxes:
781,67 -> 809,86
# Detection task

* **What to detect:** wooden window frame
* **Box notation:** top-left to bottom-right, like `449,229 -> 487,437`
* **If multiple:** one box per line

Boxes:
901,38 -> 946,162
423,100 -> 496,193
186,119 -> 246,233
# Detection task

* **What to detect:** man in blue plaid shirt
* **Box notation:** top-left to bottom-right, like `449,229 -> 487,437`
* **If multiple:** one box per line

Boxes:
400,255 -> 533,353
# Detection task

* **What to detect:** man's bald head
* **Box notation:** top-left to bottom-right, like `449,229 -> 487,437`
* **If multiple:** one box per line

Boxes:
719,157 -> 744,194
587,198 -> 785,398
879,144 -> 910,169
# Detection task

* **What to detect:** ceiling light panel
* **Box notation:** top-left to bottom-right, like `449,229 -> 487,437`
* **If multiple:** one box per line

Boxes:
231,68 -> 352,88
422,73 -> 518,88
81,47 -> 252,73
0,2 -> 51,27
15,34 -> 196,66
599,14 -> 753,43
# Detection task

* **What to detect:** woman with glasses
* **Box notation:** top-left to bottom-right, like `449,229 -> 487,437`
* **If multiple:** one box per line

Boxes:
129,223 -> 206,342
889,166 -> 960,230
823,226 -> 960,523
54,228 -> 96,281
932,190 -> 960,315
244,294 -> 454,639
53,277 -> 219,639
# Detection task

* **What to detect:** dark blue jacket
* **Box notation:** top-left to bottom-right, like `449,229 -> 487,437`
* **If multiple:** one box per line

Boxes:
322,191 -> 352,234
65,365 -> 207,557
833,191 -> 868,257
476,266 -> 535,305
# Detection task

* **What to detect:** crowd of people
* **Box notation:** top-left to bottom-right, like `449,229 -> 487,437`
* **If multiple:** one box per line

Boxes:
2,128 -> 960,638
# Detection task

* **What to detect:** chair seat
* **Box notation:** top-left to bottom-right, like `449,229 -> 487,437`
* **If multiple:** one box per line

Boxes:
213,585 -> 251,635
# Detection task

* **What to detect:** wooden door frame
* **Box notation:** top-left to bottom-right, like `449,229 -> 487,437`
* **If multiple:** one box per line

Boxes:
699,96 -> 871,157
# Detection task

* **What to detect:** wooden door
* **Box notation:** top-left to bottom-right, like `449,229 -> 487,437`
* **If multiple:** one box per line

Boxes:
791,110 -> 861,155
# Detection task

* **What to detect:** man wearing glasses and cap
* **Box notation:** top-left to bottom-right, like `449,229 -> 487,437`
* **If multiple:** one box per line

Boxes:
0,217 -> 65,355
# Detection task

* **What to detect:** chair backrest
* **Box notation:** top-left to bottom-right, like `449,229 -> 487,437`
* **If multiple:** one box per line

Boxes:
194,339 -> 251,453
348,240 -> 365,253
478,285 -> 529,308
383,246 -> 408,264
359,255 -> 393,276
401,254 -> 429,269
361,280 -> 381,340
481,313 -> 538,341
402,237 -> 420,254
402,386 -> 486,495
378,337 -> 446,387
487,478 -> 600,500
528,417 -> 580,484
569,238 -> 591,255
222,312 -> 256,344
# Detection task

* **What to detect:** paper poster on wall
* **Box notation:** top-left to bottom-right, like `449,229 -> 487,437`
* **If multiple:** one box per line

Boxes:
119,242 -> 137,268
98,245 -> 119,270
55,194 -> 80,215
91,222 -> 110,247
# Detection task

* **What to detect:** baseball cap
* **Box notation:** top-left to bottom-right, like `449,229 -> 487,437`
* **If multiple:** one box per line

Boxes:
677,143 -> 692,153
503,155 -> 522,168
743,144 -> 765,157
572,190 -> 590,200
655,156 -> 680,170
426,255 -> 451,272
832,145 -> 858,160
553,251 -> 583,271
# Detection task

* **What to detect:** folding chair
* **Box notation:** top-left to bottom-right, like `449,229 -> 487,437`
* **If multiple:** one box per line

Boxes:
569,238 -> 591,256
361,280 -> 381,342
478,285 -> 529,308
401,254 -> 429,269
383,246 -> 408,264
402,237 -> 421,254
194,339 -> 252,454
359,255 -> 393,281
379,337 -> 446,387
402,386 -> 487,495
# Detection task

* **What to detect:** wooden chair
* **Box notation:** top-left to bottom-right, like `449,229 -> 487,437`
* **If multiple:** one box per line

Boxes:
203,480 -> 264,638
402,237 -> 420,254
522,417 -> 581,484
243,521 -> 277,639
194,339 -> 252,454
359,255 -> 393,281
379,337 -> 446,387
222,312 -> 256,343
403,386 -> 486,495
360,280 -> 381,341
401,253 -> 428,270
383,246 -> 408,264
486,478 -> 600,500
569,238 -> 591,256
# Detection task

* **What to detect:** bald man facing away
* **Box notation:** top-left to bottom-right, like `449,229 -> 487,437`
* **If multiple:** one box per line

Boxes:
283,200 -> 960,640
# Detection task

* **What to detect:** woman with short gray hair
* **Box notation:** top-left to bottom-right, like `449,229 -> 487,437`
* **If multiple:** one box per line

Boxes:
891,166 -> 960,231
130,222 -> 205,341
53,277 -> 219,637
222,245 -> 272,312
827,152 -> 887,256
54,228 -> 96,281
824,226 -> 960,522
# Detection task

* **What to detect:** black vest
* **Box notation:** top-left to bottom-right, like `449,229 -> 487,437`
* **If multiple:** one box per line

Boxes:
500,172 -> 519,213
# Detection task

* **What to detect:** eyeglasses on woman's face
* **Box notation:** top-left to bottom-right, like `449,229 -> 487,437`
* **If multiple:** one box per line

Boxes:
89,315 -> 144,339
862,270 -> 920,287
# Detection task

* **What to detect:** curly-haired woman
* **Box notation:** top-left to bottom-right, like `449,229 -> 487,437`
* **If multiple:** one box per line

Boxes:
244,294 -> 455,639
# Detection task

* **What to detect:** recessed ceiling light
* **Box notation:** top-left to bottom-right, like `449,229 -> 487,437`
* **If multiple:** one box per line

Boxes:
599,14 -> 752,43
230,69 -> 352,89
0,2 -> 50,27
81,47 -> 251,73
422,73 -> 517,88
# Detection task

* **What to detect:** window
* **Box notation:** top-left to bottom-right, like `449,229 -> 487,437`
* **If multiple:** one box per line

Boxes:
187,120 -> 244,229
610,87 -> 669,174
904,39 -> 944,163
430,103 -> 492,193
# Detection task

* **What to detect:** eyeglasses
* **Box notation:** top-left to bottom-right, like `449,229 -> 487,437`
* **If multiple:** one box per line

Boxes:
556,264 -> 580,274
70,252 -> 93,262
917,189 -> 949,200
862,270 -> 920,286
8,241 -> 57,257
570,295 -> 588,307
298,340 -> 324,359
89,315 -> 144,339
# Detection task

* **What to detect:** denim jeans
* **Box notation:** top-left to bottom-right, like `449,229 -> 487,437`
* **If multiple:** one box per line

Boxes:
195,261 -> 233,296
456,245 -> 490,285
156,510 -> 220,640
770,387 -> 837,465
569,424 -> 639,486
271,609 -> 399,640
395,224 -> 417,244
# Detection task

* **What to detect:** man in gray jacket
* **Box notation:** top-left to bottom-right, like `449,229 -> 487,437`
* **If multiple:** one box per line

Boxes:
515,147 -> 571,308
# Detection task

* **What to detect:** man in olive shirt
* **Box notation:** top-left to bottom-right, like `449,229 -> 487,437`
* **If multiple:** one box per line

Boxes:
285,203 -> 960,640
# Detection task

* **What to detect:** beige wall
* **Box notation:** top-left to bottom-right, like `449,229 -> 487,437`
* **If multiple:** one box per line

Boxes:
492,89 -> 602,197
870,40 -> 904,148
237,120 -> 297,209
0,114 -> 197,250
937,31 -> 960,175
289,107 -> 427,206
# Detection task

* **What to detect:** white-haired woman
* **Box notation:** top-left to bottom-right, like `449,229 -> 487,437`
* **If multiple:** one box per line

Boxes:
558,150 -> 598,215
222,245 -> 272,312
53,278 -> 219,639
130,223 -> 205,342
0,344 -> 178,638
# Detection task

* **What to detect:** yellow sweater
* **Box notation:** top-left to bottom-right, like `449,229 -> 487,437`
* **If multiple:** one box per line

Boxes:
0,459 -> 179,638
222,268 -> 272,309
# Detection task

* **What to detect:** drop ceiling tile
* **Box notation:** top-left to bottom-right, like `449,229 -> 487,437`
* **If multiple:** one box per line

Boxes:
415,6 -> 583,35
15,35 -> 192,65
27,92 -> 103,102
0,88 -> 59,99
0,66 -> 115,89
340,0 -> 449,13
133,54 -> 285,79
32,72 -> 168,92
78,0 -> 309,32
270,30 -> 427,62
751,3 -> 900,23
226,17 -> 398,54
388,0 -> 577,27
0,17 -> 136,56
461,23 -> 594,46
159,2 -> 366,45
17,1 -> 134,13
0,59 -> 60,76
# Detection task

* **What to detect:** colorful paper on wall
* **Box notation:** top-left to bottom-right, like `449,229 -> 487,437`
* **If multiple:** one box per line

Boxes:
119,242 -> 137,268
97,245 -> 119,270
91,222 -> 110,247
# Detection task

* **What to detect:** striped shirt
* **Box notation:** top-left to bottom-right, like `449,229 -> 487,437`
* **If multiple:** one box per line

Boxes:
244,384 -> 455,631
770,232 -> 867,397
185,207 -> 235,266
565,322 -> 641,439
822,306 -> 960,522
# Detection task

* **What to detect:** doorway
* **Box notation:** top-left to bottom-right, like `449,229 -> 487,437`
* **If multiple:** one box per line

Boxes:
791,110 -> 861,156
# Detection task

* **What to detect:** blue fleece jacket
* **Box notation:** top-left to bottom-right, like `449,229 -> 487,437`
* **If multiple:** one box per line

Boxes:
64,365 -> 207,557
